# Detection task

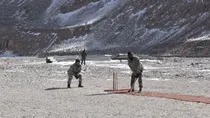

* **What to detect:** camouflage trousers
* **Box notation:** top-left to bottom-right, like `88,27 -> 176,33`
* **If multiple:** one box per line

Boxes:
67,73 -> 82,86
81,58 -> 86,65
130,72 -> 142,91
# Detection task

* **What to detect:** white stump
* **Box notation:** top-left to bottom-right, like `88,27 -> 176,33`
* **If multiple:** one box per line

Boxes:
113,72 -> 118,90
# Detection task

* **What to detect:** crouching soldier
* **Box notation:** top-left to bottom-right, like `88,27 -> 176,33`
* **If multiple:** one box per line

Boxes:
67,59 -> 83,88
127,52 -> 144,93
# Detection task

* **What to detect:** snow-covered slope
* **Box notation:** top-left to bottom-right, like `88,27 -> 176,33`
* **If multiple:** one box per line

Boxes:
44,0 -> 128,27
1,0 -> 210,56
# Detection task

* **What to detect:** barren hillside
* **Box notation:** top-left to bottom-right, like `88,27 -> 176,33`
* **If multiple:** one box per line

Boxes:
0,0 -> 210,56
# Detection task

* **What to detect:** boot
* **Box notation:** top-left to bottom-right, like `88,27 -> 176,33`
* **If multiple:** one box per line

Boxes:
67,83 -> 71,88
78,83 -> 83,87
128,88 -> 134,92
138,87 -> 142,93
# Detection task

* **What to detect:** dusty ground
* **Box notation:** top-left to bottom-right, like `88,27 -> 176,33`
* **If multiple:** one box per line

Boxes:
0,55 -> 210,118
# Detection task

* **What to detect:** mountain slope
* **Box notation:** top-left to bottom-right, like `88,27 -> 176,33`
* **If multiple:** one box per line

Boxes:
1,0 -> 210,56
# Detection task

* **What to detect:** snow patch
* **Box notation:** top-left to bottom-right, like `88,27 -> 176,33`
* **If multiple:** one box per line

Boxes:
45,0 -> 127,27
12,10 -> 27,21
44,0 -> 70,23
141,59 -> 162,64
49,34 -> 88,53
129,8 -> 146,20
0,51 -> 18,57
22,31 -> 41,36
53,61 -> 74,66
186,34 -> 210,42
17,0 -> 27,7
189,80 -> 198,83
104,54 -> 112,57
145,78 -> 170,81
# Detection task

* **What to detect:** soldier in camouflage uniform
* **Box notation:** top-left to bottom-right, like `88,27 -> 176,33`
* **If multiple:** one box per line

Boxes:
67,59 -> 83,88
127,52 -> 143,93
81,49 -> 87,65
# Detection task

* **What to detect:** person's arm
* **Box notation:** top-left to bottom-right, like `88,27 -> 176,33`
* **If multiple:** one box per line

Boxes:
85,52 -> 87,57
138,61 -> 144,72
70,65 -> 77,75
68,65 -> 73,74
134,57 -> 143,73
128,59 -> 131,69
140,62 -> 144,72
78,65 -> 81,73
74,65 -> 81,75
135,59 -> 140,72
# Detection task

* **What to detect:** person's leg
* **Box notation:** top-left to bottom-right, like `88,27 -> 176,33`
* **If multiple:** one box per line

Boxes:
81,59 -> 84,65
67,75 -> 73,88
138,73 -> 143,93
76,74 -> 83,87
128,73 -> 137,92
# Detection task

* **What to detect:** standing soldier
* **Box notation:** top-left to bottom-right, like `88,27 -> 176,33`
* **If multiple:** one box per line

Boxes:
67,59 -> 83,88
127,52 -> 144,93
81,49 -> 87,65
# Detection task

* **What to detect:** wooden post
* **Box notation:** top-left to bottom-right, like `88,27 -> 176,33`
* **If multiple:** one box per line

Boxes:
113,72 -> 118,90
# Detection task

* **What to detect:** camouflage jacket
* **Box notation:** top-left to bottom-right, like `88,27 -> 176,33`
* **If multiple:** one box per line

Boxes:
128,56 -> 143,74
68,63 -> 81,75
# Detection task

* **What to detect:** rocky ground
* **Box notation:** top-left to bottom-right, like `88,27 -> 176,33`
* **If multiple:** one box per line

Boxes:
0,55 -> 210,118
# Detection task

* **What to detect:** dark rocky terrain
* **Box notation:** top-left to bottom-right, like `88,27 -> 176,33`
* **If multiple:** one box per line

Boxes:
1,0 -> 210,56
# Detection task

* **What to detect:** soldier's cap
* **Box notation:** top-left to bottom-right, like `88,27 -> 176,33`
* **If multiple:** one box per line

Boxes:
75,59 -> 80,62
128,52 -> 132,55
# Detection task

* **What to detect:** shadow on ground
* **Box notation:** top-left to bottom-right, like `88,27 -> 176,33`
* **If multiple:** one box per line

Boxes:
45,87 -> 81,90
45,87 -> 69,90
86,92 -> 115,96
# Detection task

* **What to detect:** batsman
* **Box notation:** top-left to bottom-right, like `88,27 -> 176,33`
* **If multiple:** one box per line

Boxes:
127,52 -> 144,93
